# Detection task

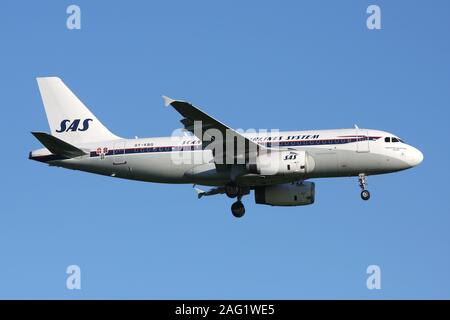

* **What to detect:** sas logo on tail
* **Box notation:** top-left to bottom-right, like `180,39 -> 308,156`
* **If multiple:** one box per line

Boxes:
56,119 -> 93,133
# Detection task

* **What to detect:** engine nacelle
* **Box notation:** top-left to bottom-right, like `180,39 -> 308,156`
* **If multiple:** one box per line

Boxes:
255,181 -> 315,206
246,150 -> 315,176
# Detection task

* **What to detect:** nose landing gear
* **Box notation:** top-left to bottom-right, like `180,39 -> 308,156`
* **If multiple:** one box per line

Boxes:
358,173 -> 371,201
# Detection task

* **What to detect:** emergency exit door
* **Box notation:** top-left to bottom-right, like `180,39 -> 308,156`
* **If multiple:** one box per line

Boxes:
113,141 -> 127,165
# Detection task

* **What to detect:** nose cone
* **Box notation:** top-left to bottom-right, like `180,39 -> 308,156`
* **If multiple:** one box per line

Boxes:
407,147 -> 424,167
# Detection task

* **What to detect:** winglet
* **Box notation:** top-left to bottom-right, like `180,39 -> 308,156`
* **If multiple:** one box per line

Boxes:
162,95 -> 175,107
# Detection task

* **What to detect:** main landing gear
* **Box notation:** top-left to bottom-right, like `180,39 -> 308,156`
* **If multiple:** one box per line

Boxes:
225,183 -> 239,199
231,199 -> 245,218
226,183 -> 249,218
358,173 -> 371,201
194,183 -> 249,218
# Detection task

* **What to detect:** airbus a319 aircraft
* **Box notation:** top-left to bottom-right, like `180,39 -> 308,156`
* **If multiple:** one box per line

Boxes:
29,77 -> 423,218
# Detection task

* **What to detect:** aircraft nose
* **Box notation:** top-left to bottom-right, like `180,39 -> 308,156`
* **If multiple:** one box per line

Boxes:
408,147 -> 424,167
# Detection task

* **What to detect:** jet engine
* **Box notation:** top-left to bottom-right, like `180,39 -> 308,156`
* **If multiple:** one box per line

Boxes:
254,181 -> 315,206
246,150 -> 315,176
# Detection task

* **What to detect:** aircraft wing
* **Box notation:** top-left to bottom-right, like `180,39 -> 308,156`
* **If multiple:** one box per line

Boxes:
163,96 -> 264,163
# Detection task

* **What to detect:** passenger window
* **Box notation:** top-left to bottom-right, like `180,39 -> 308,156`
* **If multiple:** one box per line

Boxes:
385,137 -> 390,143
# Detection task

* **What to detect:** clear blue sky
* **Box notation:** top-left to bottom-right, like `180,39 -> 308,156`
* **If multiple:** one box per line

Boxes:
1,0 -> 449,299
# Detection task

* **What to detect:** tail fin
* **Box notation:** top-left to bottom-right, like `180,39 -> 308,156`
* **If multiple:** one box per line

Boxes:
36,77 -> 120,144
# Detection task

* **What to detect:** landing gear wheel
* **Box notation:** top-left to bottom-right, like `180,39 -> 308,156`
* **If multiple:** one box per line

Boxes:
358,173 -> 370,201
361,190 -> 370,201
231,201 -> 245,218
225,183 -> 239,198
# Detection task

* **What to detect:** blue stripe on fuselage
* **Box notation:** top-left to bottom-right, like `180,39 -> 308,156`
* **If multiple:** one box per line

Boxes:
89,136 -> 381,158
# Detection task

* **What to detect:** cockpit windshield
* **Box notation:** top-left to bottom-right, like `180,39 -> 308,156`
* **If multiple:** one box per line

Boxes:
385,137 -> 404,143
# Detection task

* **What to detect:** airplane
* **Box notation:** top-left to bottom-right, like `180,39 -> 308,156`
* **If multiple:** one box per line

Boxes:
29,77 -> 424,218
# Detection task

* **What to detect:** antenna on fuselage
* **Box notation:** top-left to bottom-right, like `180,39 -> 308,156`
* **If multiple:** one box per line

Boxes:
354,124 -> 359,129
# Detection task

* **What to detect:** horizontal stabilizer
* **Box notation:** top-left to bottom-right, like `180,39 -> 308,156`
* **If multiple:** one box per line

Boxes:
31,132 -> 87,158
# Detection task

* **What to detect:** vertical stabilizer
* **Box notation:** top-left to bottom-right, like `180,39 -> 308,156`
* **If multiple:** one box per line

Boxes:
36,77 -> 120,144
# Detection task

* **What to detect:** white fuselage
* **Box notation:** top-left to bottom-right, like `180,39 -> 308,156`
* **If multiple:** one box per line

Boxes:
30,128 -> 424,187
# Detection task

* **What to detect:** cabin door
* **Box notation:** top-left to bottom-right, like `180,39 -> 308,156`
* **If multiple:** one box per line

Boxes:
356,129 -> 370,153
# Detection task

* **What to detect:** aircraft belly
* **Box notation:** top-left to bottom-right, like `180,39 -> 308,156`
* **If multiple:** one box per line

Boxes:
54,153 -> 197,183
127,153 -> 195,183
309,150 -> 338,177
302,148 -> 401,178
